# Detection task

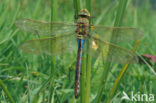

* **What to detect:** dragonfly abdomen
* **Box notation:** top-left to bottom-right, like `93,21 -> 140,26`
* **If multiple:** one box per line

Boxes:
75,39 -> 85,98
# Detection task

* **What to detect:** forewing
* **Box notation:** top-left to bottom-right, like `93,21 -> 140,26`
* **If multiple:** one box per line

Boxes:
86,36 -> 138,63
16,19 -> 76,36
19,34 -> 77,56
90,25 -> 144,43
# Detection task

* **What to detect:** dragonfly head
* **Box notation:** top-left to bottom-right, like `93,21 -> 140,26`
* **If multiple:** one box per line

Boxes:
78,9 -> 90,18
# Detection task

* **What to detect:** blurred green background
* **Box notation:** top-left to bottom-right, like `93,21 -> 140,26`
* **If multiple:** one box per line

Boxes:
0,0 -> 156,103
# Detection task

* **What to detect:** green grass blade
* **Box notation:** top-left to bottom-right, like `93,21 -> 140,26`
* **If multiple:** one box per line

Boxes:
32,75 -> 54,103
86,0 -> 91,15
0,79 -> 15,103
85,41 -> 91,103
105,0 -> 142,103
32,0 -> 41,18
94,0 -> 128,103
105,0 -> 128,102
51,0 -> 57,21
48,0 -> 57,102
80,52 -> 86,103
85,0 -> 92,103
73,0 -> 81,21
106,40 -> 141,103
114,0 -> 128,27
94,63 -> 110,103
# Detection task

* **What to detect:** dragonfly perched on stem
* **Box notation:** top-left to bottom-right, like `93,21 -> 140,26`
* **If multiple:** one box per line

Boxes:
16,9 -> 143,98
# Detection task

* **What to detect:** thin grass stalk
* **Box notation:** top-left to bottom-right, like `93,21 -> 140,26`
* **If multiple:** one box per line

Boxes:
32,0 -> 41,18
85,41 -> 91,103
26,63 -> 31,103
94,0 -> 128,103
0,79 -> 15,103
51,0 -> 57,21
43,92 -> 46,103
105,0 -> 128,102
48,0 -> 57,102
73,0 -> 81,21
85,0 -> 91,103
94,62 -> 110,103
106,40 -> 141,103
113,0 -> 128,27
105,0 -> 142,103
86,0 -> 91,15
73,0 -> 86,102
80,52 -> 86,103
32,74 -> 54,103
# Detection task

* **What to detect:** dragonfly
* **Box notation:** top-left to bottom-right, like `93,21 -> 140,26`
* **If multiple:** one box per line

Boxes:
16,9 -> 143,98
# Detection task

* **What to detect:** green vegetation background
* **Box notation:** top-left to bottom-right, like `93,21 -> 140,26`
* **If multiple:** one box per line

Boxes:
0,0 -> 155,103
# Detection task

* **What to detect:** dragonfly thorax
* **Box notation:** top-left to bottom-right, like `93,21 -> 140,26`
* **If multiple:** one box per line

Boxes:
75,9 -> 90,39
75,17 -> 89,39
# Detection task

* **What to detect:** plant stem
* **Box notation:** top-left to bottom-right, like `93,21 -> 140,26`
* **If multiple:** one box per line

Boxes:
85,0 -> 91,103
85,41 -> 91,103
51,0 -> 57,21
113,0 -> 128,27
0,79 -> 15,103
48,0 -> 57,102
105,0 -> 141,103
73,0 -> 81,21
32,74 -> 54,103
95,0 -> 128,103
106,40 -> 141,103
80,52 -> 86,103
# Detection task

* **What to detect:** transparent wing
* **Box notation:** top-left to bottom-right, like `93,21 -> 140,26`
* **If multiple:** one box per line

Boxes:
16,18 -> 76,36
85,36 -> 138,63
90,25 -> 144,43
19,34 -> 77,56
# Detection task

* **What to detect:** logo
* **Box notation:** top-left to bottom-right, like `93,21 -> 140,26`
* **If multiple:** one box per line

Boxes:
121,91 -> 155,102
